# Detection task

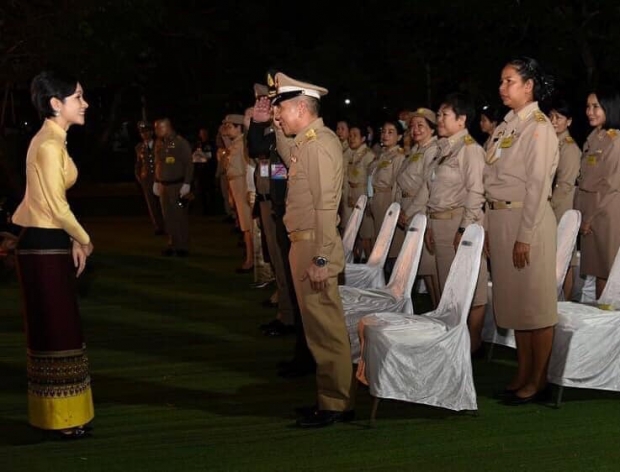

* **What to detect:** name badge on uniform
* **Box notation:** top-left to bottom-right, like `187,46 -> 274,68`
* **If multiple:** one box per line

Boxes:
378,160 -> 391,169
271,163 -> 287,180
410,153 -> 423,162
350,168 -> 360,177
260,162 -> 270,177
586,154 -> 598,166
165,156 -> 175,164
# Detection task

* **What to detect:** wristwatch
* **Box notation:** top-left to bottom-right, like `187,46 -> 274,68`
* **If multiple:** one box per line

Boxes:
457,227 -> 466,234
312,256 -> 329,267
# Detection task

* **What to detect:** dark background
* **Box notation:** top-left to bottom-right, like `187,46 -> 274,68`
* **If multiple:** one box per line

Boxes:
1,0 -> 619,190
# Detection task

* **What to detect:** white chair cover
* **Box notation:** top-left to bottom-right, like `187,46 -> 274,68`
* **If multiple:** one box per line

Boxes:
339,213 -> 427,361
597,246 -> 620,310
342,195 -> 367,263
548,301 -> 620,392
482,209 -> 581,348
343,202 -> 400,289
358,224 -> 485,412
547,246 -> 620,393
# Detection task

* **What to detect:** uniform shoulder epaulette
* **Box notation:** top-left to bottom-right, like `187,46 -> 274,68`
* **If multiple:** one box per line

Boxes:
304,128 -> 317,141
464,135 -> 475,145
606,129 -> 619,140
397,147 -> 405,154
534,110 -> 546,123
565,136 -> 575,144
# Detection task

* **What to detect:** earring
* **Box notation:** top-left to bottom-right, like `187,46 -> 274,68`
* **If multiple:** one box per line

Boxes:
53,110 -> 60,117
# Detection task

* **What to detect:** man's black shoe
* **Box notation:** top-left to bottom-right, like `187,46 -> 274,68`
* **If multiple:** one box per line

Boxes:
295,409 -> 355,428
161,247 -> 175,257
265,322 -> 295,337
260,319 -> 281,331
175,250 -> 189,257
278,363 -> 315,378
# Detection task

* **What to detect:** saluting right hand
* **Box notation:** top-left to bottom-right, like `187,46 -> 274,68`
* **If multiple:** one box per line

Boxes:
252,97 -> 272,123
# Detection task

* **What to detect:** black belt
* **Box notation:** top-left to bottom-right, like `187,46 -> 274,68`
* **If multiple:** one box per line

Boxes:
158,178 -> 184,185
256,194 -> 271,202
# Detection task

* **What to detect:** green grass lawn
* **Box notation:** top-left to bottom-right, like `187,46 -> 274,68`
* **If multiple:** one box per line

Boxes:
1,214 -> 619,472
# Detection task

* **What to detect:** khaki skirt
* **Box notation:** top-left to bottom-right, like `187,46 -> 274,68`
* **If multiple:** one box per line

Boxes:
488,204 -> 558,330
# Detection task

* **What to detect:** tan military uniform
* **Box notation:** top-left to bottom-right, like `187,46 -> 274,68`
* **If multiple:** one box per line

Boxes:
225,135 -> 253,232
369,145 -> 405,239
427,130 -> 488,306
276,118 -> 353,412
154,133 -> 194,251
389,137 -> 439,264
484,102 -> 559,330
576,128 -> 620,278
551,131 -> 581,221
135,139 -> 164,232
342,143 -> 375,239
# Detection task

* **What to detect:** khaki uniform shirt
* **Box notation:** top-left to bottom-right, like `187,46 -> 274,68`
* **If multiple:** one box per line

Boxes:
277,118 -> 343,264
225,134 -> 248,180
484,101 -> 559,244
428,130 -> 485,227
578,128 -> 620,224
370,145 -> 406,194
12,119 -> 90,245
396,137 -> 439,219
346,144 -> 375,205
154,133 -> 194,184
550,130 -> 580,218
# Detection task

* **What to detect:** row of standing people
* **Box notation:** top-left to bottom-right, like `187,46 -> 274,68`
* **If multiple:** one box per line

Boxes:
336,56 -> 620,405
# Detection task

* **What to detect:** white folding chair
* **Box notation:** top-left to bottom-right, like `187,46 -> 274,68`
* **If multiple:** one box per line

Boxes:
548,245 -> 620,406
342,195 -> 368,263
339,213 -> 427,362
342,202 -> 400,289
357,224 -> 485,419
483,209 -> 581,354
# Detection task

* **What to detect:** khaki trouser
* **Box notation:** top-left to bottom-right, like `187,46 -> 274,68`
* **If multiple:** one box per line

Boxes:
159,182 -> 189,251
288,238 -> 355,411
259,200 -> 294,325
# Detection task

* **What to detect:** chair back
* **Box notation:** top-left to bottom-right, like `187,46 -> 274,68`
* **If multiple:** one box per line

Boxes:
434,224 -> 485,329
598,246 -> 620,310
556,209 -> 581,298
386,213 -> 426,299
366,202 -> 400,268
342,195 -> 367,263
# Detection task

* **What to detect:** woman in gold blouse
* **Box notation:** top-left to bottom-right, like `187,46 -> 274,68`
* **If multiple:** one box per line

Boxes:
12,71 -> 94,439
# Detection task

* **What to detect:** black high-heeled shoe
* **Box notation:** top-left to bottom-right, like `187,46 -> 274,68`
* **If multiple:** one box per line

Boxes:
49,426 -> 91,440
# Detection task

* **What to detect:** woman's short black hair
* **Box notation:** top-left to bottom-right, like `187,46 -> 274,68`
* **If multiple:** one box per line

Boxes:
348,122 -> 369,140
441,92 -> 475,129
506,56 -> 554,102
549,96 -> 574,119
479,103 -> 501,124
383,118 -> 405,136
592,84 -> 620,130
31,70 -> 79,119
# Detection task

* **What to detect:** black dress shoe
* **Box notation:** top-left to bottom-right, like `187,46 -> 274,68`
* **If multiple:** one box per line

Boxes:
295,409 -> 355,428
161,247 -> 175,256
502,391 -> 538,406
278,363 -> 315,378
260,319 -> 281,331
265,323 -> 295,337
493,388 -> 518,400
175,250 -> 189,257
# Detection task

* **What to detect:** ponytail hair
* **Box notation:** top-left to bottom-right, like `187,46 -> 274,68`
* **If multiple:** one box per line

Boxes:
506,56 -> 554,102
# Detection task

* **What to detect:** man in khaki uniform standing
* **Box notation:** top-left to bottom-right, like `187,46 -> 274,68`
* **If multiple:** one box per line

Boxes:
272,72 -> 355,428
135,121 -> 165,235
153,118 -> 194,256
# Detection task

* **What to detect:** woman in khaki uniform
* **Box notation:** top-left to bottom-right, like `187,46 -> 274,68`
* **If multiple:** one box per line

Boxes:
577,87 -> 620,299
548,97 -> 581,300
341,123 -> 376,260
391,109 -> 440,307
369,119 -> 405,270
479,104 -> 501,152
484,57 -> 558,404
425,93 -> 488,354
222,114 -> 254,272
